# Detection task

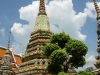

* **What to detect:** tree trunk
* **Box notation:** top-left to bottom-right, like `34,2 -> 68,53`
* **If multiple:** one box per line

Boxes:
63,59 -> 70,73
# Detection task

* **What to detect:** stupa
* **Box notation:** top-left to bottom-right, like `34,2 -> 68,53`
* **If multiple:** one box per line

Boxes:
15,0 -> 52,75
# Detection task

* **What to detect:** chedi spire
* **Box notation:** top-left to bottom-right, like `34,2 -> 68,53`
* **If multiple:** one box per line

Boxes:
7,27 -> 11,49
93,0 -> 100,74
38,0 -> 47,15
93,0 -> 100,20
34,0 -> 50,31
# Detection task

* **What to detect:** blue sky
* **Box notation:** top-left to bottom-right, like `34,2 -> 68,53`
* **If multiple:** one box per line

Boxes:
0,0 -> 33,46
0,0 -> 99,70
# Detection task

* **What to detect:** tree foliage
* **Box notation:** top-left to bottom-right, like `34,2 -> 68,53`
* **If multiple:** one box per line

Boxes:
78,71 -> 93,75
70,56 -> 86,68
65,39 -> 88,56
85,67 -> 94,72
50,50 -> 68,64
58,72 -> 69,75
47,63 -> 62,74
43,43 -> 60,57
43,32 -> 88,74
50,32 -> 70,49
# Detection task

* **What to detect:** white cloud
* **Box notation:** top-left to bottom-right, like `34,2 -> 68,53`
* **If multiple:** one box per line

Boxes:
11,0 -> 98,54
85,52 -> 96,69
0,28 -> 5,37
77,52 -> 96,71
86,54 -> 96,62
84,2 -> 100,19
46,0 -> 87,41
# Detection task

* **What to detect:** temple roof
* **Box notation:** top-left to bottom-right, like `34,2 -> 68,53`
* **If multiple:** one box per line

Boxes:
0,47 -> 6,58
0,46 -> 22,65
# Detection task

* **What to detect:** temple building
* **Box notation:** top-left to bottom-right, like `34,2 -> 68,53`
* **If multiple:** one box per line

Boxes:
93,0 -> 100,75
0,47 -> 22,72
0,30 -> 22,75
15,0 -> 52,75
0,0 -> 80,75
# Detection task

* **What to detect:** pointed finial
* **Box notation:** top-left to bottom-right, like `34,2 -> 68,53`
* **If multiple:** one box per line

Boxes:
38,0 -> 47,15
12,44 -> 14,49
7,26 -> 11,50
93,0 -> 100,20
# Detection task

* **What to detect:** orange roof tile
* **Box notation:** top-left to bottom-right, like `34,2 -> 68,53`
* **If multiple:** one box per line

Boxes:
0,46 -> 22,71
0,47 -> 6,57
14,55 -> 22,65
0,46 -> 22,65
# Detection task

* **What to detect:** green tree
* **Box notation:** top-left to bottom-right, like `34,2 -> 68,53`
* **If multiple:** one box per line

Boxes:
85,67 -> 94,72
44,43 -> 60,56
50,32 -> 70,49
58,72 -> 69,75
78,71 -> 93,75
43,32 -> 88,74
50,50 -> 68,64
47,63 -> 62,74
